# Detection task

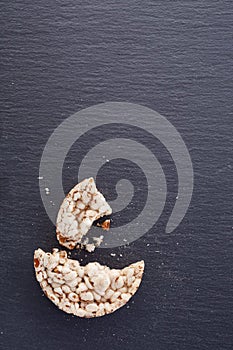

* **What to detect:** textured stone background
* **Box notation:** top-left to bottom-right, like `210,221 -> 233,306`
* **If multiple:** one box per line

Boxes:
1,1 -> 233,349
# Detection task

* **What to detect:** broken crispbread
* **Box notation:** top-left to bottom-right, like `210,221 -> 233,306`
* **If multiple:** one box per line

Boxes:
34,248 -> 145,318
56,177 -> 112,250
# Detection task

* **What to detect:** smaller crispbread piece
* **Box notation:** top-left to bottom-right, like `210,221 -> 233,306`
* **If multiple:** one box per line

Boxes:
56,178 -> 112,250
34,248 -> 145,318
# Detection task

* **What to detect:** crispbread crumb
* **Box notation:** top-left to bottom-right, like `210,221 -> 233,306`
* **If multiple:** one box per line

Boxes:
85,244 -> 96,253
92,235 -> 104,247
96,219 -> 111,231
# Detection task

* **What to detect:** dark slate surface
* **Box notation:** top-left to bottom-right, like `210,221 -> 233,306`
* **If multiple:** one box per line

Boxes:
1,1 -> 233,349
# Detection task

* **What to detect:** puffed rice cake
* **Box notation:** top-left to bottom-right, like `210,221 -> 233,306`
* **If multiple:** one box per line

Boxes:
56,177 -> 112,250
34,248 -> 145,318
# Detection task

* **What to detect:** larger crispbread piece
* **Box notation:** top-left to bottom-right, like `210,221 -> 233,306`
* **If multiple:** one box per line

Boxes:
34,248 -> 145,318
56,177 -> 112,250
